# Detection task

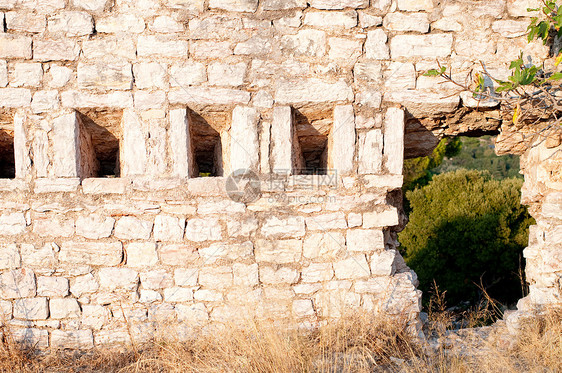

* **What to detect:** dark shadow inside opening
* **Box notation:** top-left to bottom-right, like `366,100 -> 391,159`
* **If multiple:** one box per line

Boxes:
0,110 -> 15,179
293,109 -> 329,175
189,110 -> 223,177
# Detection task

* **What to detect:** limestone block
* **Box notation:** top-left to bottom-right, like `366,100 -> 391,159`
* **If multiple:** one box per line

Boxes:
11,328 -> 49,349
52,112 -> 81,178
384,62 -> 415,89
384,107 -> 405,175
197,200 -> 246,214
140,270 -> 174,290
59,242 -> 123,266
255,239 -> 302,264
126,243 -> 158,267
328,37 -> 363,61
275,79 -> 353,105
48,11 -> 94,36
82,39 -> 136,60
199,241 -> 254,262
292,299 -> 315,318
0,300 -> 12,319
383,12 -> 429,33
139,290 -> 162,303
31,90 -> 59,114
0,61 -> 7,87
199,266 -> 233,289
115,216 -> 153,240
274,12 -> 303,27
302,263 -> 334,283
0,244 -> 21,269
174,268 -> 199,287
281,29 -> 326,57
391,34 -> 453,58
13,298 -> 48,320
0,0 -> 16,9
230,106 -> 260,171
384,91 -> 460,117
170,62 -> 207,86
508,0 -> 541,17
168,108 -> 193,178
397,0 -> 434,11
263,0 -> 306,10
233,263 -> 259,286
176,303 -> 209,324
209,0 -> 258,12
226,217 -> 258,238
234,36 -> 273,56
331,104 -> 356,174
309,0 -> 368,9
269,105 -> 293,173
304,11 -> 357,28
260,266 -> 299,284
34,178 -> 81,193
51,330 -> 94,349
82,305 -> 109,329
33,39 -> 80,61
370,249 -> 398,276
154,215 -> 186,242
21,244 -> 55,268
164,287 -> 193,302
5,12 -> 46,33
160,245 -> 199,266
0,269 -> 35,299
194,289 -> 223,302
347,213 -> 362,228
75,215 -> 115,240
0,88 -> 31,107
359,12 -> 382,28
47,65 -> 72,88
189,15 -> 243,40
432,17 -> 462,32
50,298 -> 80,319
134,63 -> 167,89
334,255 -> 370,279
365,29 -> 389,59
208,62 -> 246,87
121,109 -> 147,176
0,212 -> 26,235
37,277 -> 68,297
305,212 -> 347,230
353,62 -> 382,84
261,216 -> 305,238
347,229 -> 385,252
73,0 -> 109,11
70,274 -> 99,297
190,41 -> 233,59
363,208 -> 399,228
96,14 -> 146,33
77,62 -> 133,90
492,20 -> 529,38
358,130 -> 383,174
33,215 -> 75,237
137,36 -> 188,58
303,232 -> 345,259
185,218 -> 222,242
99,268 -> 138,291
149,15 -> 185,33
168,87 -> 251,106
0,34 -> 32,59
61,91 -> 133,108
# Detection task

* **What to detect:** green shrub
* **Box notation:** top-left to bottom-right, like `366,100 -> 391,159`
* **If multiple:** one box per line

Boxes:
399,169 -> 534,306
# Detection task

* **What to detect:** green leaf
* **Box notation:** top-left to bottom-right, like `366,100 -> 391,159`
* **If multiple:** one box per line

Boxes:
549,72 -> 562,80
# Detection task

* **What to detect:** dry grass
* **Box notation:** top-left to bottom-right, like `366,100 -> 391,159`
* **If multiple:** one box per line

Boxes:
1,308 -> 561,373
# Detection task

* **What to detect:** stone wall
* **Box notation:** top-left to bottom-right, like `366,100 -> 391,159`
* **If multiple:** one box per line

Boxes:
0,0 -> 560,348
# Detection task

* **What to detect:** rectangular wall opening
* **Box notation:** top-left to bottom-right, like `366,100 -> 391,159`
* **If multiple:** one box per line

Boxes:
294,108 -> 329,175
189,110 -> 224,177
78,110 -> 122,178
0,110 -> 15,179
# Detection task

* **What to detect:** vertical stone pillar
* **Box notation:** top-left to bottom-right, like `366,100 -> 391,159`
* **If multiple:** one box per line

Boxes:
358,129 -> 383,174
13,110 -> 31,179
383,107 -> 405,175
52,112 -> 80,177
271,106 -> 293,173
121,109 -> 147,177
331,105 -> 356,175
169,108 -> 194,178
230,106 -> 259,172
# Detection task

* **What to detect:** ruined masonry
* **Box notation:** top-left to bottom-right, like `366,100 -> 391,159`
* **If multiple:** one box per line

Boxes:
0,0 -> 560,349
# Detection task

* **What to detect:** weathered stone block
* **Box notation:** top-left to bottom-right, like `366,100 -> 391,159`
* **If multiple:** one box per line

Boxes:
370,249 -> 398,276
199,241 -> 254,262
115,216 -> 153,240
255,239 -> 302,264
21,244 -> 56,268
384,91 -> 460,117
160,245 -> 199,266
0,269 -> 36,299
77,62 -> 133,90
365,29 -> 389,59
363,208 -> 399,228
391,34 -> 453,58
0,34 -> 32,59
199,266 -> 233,289
82,38 -> 137,60
73,0 -> 110,11
81,304 -> 109,330
61,91 -> 133,108
185,218 -> 222,242
33,215 -> 75,237
169,87 -> 251,106
75,215 -> 115,239
51,330 -> 94,349
334,255 -> 370,279
50,298 -> 80,318
261,216 -> 305,238
13,298 -> 48,320
383,12 -> 429,33
37,276 -> 69,297
492,20 -> 528,38
309,0 -> 368,9
134,62 -> 167,89
303,232 -> 345,259
126,243 -> 158,267
96,14 -> 146,33
230,106 -> 260,172
170,62 -> 207,86
275,79 -> 353,105
281,29 -> 326,57
0,212 -> 26,235
260,266 -> 299,284
137,35 -> 188,58
302,263 -> 334,283
0,88 -> 32,107
347,229 -> 385,252
209,0 -> 258,12
384,107 -> 405,175
6,12 -> 46,33
70,274 -> 99,297
263,0 -> 306,10
47,11 -> 94,36
303,11 -> 357,28
328,37 -> 363,60
176,303 -> 208,324
0,244 -> 21,269
99,268 -> 138,291
190,41 -> 233,59
358,129 -> 383,174
31,90 -> 60,114
233,263 -> 259,286
154,215 -> 186,242
164,287 -> 193,302
332,105 -> 356,174
11,328 -> 49,349
33,39 -> 80,61
208,62 -> 246,87
397,0 -> 434,11
59,242 -> 123,266
305,212 -> 347,230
